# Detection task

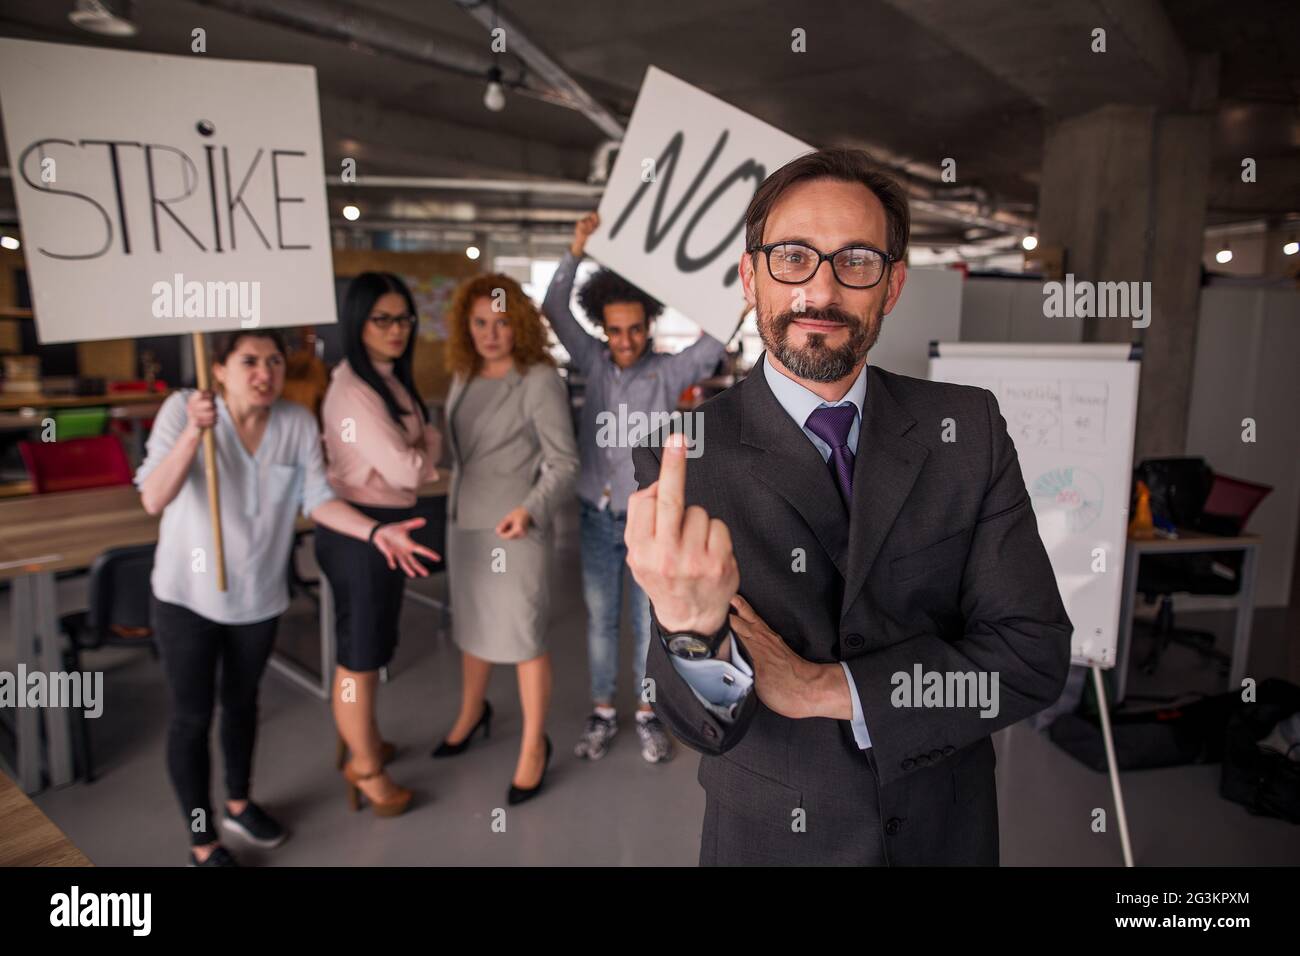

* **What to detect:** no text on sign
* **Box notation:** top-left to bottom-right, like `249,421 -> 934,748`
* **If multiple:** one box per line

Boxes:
585,67 -> 811,343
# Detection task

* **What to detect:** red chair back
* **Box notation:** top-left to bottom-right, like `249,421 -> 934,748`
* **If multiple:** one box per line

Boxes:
107,380 -> 167,394
1203,473 -> 1272,533
19,436 -> 134,494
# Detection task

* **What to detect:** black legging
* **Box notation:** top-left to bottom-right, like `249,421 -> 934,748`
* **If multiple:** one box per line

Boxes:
152,597 -> 279,846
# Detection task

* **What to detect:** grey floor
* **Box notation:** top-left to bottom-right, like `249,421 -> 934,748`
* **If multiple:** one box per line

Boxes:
2,501 -> 1299,866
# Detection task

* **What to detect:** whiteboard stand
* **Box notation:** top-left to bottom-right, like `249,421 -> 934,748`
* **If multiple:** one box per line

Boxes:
1091,665 -> 1135,867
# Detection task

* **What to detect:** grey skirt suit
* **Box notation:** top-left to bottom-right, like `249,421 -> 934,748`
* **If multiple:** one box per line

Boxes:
445,362 -> 579,663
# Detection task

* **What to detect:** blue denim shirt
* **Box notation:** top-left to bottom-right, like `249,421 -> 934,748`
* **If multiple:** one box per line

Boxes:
542,251 -> 726,514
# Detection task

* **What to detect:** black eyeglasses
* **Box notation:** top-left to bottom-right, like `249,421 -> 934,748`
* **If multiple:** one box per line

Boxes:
368,312 -> 416,331
750,241 -> 896,289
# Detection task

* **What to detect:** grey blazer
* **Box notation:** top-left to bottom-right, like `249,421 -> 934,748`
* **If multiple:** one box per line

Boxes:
632,359 -> 1072,866
445,363 -> 579,531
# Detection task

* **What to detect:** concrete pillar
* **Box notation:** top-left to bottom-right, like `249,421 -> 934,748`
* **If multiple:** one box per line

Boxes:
1037,105 -> 1213,460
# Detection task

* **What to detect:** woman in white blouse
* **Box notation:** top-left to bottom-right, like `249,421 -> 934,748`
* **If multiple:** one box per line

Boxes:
136,329 -> 438,868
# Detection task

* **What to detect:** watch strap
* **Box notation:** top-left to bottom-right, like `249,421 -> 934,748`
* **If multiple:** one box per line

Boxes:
652,607 -> 731,661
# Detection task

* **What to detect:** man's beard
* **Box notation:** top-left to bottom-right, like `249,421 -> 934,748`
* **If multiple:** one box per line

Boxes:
757,299 -> 883,383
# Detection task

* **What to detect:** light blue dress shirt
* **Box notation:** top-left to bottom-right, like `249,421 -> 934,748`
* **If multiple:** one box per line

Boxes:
669,354 -> 873,749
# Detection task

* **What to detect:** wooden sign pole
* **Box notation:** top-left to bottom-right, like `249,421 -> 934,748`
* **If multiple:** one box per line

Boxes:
190,332 -> 228,592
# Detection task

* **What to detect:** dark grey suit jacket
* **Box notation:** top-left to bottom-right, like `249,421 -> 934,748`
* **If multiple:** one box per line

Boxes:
632,358 -> 1072,866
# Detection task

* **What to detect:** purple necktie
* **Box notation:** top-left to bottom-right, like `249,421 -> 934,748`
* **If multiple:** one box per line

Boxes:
805,404 -> 856,509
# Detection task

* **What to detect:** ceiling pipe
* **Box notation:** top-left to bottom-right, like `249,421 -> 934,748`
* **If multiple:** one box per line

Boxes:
191,0 -> 564,104
343,174 -> 602,196
453,0 -> 626,140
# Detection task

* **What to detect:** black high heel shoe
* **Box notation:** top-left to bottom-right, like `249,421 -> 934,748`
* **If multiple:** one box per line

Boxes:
507,735 -> 552,806
431,700 -> 493,758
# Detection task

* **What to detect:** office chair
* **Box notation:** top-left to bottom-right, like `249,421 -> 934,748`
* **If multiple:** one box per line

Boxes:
58,544 -> 157,783
1135,459 -> 1272,676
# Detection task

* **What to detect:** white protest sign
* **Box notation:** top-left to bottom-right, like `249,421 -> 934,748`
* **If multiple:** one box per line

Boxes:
586,67 -> 810,343
0,39 -> 335,343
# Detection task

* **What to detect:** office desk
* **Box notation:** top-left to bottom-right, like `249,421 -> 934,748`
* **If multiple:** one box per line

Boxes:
1115,531 -> 1260,703
0,478 -> 448,793
0,770 -> 92,866
0,392 -> 168,411
0,486 -> 159,793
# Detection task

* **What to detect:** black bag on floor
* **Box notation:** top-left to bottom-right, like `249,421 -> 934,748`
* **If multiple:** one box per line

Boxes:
1048,690 -> 1236,771
1220,678 -> 1300,824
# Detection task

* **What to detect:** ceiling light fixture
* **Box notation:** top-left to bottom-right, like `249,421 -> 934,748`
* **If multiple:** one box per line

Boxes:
484,66 -> 506,112
68,0 -> 138,37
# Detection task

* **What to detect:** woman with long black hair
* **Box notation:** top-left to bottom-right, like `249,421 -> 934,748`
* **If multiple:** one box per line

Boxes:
316,272 -> 443,816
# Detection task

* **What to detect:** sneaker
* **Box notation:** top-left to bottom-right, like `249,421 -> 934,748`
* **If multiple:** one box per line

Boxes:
221,802 -> 287,849
636,714 -> 674,763
573,712 -> 618,760
187,845 -> 238,867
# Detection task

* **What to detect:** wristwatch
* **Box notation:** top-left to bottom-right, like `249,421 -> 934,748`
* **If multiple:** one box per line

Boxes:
654,610 -> 731,661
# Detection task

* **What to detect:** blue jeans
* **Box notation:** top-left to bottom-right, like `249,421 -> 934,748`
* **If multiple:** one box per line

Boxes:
579,499 -> 652,706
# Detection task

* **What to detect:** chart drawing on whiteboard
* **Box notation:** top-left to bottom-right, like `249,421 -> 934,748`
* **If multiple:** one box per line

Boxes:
1065,382 -> 1108,452
929,344 -> 1140,671
1030,466 -> 1104,532
998,379 -> 1110,452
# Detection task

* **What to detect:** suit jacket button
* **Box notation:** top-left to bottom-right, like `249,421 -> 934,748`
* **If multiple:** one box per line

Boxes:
930,749 -> 944,760
885,818 -> 903,835
703,724 -> 717,739
943,745 -> 955,756
915,754 -> 931,766
901,758 -> 915,770
845,633 -> 864,650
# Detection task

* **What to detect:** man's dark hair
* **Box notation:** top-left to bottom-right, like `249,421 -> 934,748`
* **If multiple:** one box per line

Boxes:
576,268 -> 665,327
743,147 -> 911,262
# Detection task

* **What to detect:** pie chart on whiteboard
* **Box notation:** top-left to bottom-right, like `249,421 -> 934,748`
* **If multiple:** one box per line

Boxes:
1030,466 -> 1104,533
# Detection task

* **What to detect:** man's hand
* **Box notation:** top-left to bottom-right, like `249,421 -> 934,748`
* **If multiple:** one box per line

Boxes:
625,434 -> 738,634
571,211 -> 599,258
728,594 -> 853,721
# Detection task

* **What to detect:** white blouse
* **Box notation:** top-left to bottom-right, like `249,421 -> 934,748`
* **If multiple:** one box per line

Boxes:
134,391 -> 335,624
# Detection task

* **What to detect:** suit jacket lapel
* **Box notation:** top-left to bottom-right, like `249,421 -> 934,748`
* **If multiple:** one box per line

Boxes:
445,374 -> 467,467
453,365 -> 523,463
840,366 -> 930,618
740,362 -> 850,579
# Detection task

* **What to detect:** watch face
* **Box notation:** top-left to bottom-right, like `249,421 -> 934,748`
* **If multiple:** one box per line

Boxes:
667,634 -> 713,660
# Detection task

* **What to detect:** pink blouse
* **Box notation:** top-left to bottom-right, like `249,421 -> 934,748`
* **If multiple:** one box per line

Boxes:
320,358 -> 441,508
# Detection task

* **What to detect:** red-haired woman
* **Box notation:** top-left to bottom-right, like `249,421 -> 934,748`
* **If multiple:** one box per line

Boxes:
431,274 -> 579,805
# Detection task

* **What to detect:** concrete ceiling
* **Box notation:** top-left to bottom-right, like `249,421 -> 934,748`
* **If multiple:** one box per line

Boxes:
0,0 -> 1296,245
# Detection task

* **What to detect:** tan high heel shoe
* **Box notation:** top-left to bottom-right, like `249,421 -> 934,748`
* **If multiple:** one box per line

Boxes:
336,735 -> 397,770
341,762 -> 413,817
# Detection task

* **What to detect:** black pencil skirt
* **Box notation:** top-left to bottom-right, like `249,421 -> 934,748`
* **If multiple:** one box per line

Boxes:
313,501 -> 414,672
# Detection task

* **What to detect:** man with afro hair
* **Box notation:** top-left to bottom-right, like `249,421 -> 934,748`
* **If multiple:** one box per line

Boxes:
543,211 -> 726,765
